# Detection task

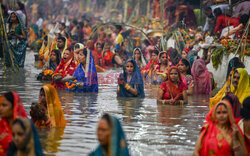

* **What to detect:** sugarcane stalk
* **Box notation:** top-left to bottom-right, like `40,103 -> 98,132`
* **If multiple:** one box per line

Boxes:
234,18 -> 250,61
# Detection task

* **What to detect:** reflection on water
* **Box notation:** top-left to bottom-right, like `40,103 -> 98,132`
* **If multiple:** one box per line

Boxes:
0,52 -> 210,156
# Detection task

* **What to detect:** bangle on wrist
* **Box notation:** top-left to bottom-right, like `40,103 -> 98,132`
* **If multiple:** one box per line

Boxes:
125,84 -> 131,90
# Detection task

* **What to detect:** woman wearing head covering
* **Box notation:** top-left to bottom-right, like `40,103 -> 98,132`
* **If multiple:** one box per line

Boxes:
38,35 -> 53,68
117,59 -> 145,98
191,59 -> 211,95
210,68 -> 250,109
153,51 -> 172,84
6,11 -> 28,68
194,101 -> 248,156
30,84 -> 66,128
66,48 -> 98,92
238,97 -> 250,154
0,92 -> 27,156
141,50 -> 159,84
7,118 -> 43,156
52,47 -> 77,89
226,57 -> 245,81
157,66 -> 187,105
74,43 -> 85,66
89,113 -> 130,156
132,48 -> 147,70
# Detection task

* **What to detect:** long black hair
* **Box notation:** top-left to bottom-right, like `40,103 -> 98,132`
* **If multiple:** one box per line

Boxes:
50,49 -> 61,65
180,58 -> 191,75
3,92 -> 14,107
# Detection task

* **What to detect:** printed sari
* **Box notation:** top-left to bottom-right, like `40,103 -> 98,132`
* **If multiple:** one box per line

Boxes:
89,114 -> 130,156
160,66 -> 186,102
70,50 -> 98,92
118,59 -> 145,98
6,11 -> 28,67
191,59 -> 211,95
33,84 -> 66,128
52,49 -> 76,89
0,92 -> 27,156
7,118 -> 43,156
198,101 -> 247,155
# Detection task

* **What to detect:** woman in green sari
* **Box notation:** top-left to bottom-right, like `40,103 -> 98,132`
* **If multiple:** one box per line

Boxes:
90,113 -> 130,156
6,11 -> 27,68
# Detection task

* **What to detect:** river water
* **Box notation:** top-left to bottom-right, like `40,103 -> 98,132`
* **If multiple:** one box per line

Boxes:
0,51 -> 210,156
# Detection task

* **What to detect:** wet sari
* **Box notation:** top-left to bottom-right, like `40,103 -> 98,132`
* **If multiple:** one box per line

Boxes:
0,92 -> 27,156
198,101 -> 247,156
52,49 -> 77,89
33,84 -> 66,128
70,50 -> 98,92
191,59 -> 211,95
89,114 -> 130,156
7,118 -> 43,156
6,11 -> 28,67
210,68 -> 250,109
160,66 -> 186,102
118,59 -> 145,98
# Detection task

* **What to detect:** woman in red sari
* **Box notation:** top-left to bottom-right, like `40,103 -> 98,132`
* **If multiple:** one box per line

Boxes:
157,66 -> 187,105
194,101 -> 248,156
0,92 -> 27,156
52,47 -> 77,89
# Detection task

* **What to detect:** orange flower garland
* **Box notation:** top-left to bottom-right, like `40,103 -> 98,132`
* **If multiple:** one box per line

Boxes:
65,80 -> 78,89
44,70 -> 54,76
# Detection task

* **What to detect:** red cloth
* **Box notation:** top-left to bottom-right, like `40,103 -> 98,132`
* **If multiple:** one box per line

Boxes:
199,101 -> 247,155
92,49 -> 102,66
102,51 -> 114,67
159,67 -> 186,102
0,92 -> 27,156
141,59 -> 159,73
214,15 -> 240,34
52,50 -> 76,89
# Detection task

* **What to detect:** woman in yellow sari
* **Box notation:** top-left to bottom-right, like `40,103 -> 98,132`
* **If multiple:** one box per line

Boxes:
210,68 -> 250,109
30,84 -> 66,128
38,35 -> 53,68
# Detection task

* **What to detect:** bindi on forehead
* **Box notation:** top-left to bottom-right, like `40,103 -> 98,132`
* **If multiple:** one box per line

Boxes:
127,62 -> 133,66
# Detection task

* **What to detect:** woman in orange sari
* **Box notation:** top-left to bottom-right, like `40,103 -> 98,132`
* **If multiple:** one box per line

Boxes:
0,92 -> 27,156
30,84 -> 66,128
52,47 -> 77,89
194,101 -> 248,156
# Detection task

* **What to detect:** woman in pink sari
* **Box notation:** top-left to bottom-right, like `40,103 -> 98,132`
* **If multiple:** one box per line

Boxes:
191,59 -> 211,95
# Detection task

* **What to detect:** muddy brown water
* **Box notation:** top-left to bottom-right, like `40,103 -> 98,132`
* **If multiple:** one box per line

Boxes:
0,52 -> 210,156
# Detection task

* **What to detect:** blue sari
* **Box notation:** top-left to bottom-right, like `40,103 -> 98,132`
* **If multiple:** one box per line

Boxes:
6,11 -> 27,68
118,59 -> 145,98
70,50 -> 98,92
89,114 -> 130,156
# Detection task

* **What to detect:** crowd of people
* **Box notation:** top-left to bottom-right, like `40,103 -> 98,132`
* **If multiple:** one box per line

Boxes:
0,0 -> 250,155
